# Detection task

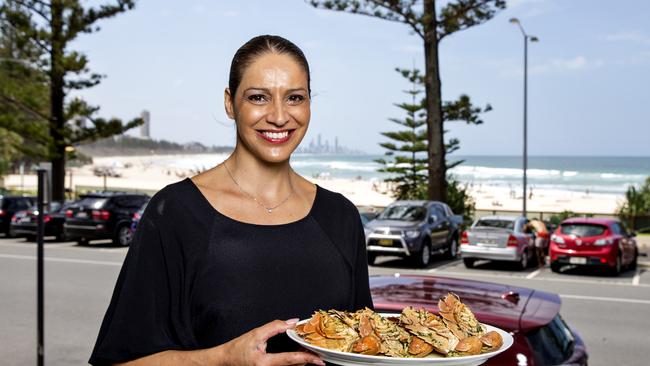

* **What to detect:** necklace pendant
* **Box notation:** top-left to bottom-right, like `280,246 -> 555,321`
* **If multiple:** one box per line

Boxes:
267,208 -> 273,213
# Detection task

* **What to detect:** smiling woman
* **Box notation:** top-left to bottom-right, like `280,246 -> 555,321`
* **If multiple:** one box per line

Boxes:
88,35 -> 373,366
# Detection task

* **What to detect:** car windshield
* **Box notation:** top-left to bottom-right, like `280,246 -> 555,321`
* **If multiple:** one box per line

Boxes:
78,197 -> 108,209
378,205 -> 426,221
474,219 -> 515,230
560,223 -> 607,237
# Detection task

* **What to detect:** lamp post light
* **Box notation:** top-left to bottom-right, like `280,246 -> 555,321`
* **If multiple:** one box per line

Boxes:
510,17 -> 538,218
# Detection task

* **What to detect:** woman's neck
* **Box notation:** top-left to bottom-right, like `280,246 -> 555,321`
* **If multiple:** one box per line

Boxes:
224,145 -> 294,202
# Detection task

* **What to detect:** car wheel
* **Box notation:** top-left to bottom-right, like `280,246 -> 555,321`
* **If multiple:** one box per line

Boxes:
550,261 -> 561,273
463,258 -> 475,268
447,237 -> 459,259
25,235 -> 36,242
5,228 -> 15,238
367,252 -> 377,265
517,250 -> 529,270
115,225 -> 133,247
629,249 -> 638,271
55,233 -> 66,242
76,238 -> 88,246
412,241 -> 431,268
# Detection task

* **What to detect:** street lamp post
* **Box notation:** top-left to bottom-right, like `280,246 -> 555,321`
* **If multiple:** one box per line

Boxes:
510,18 -> 538,218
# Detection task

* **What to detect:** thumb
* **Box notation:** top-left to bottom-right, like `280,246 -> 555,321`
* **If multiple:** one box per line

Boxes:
255,318 -> 300,342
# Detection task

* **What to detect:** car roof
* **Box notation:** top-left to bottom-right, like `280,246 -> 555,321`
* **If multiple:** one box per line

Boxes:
561,217 -> 617,225
476,215 -> 523,221
390,200 -> 445,207
80,192 -> 148,198
369,274 -> 560,332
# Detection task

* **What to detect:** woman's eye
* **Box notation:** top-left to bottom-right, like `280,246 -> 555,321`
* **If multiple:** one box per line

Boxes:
247,94 -> 267,103
287,94 -> 305,104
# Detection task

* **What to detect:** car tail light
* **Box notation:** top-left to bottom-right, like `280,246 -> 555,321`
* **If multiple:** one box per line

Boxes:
92,210 -> 110,221
551,234 -> 565,244
65,210 -> 73,218
594,237 -> 613,246
0,209 -> 5,216
507,234 -> 518,247
600,257 -> 607,264
133,212 -> 141,220
44,215 -> 51,223
11,214 -> 17,223
460,231 -> 469,245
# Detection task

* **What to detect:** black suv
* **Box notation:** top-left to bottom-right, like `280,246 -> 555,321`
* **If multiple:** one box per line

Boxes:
0,195 -> 36,237
63,192 -> 149,246
365,200 -> 464,267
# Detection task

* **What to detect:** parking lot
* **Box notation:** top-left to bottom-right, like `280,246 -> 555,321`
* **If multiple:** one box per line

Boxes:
1,237 -> 649,366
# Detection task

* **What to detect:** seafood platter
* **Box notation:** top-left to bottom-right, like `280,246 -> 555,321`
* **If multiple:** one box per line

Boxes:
286,293 -> 513,366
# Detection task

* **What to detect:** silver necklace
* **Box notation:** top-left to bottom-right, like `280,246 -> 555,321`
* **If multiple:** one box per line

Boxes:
223,162 -> 294,213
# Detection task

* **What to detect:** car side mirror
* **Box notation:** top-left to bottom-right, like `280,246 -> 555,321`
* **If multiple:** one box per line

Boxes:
630,231 -> 637,237
429,215 -> 437,224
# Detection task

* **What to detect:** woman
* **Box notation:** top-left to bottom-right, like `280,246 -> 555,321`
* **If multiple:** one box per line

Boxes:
89,35 -> 373,366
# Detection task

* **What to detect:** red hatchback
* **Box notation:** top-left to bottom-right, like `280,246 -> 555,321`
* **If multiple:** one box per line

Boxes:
549,218 -> 638,275
370,274 -> 587,366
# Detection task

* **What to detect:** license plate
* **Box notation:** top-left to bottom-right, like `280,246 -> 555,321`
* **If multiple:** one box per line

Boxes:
76,211 -> 88,218
19,217 -> 31,223
378,239 -> 393,246
569,257 -> 587,265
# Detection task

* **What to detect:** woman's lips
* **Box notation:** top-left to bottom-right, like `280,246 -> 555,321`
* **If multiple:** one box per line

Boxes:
256,129 -> 295,144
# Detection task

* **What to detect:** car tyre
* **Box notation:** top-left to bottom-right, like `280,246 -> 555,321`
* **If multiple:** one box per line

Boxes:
550,261 -> 561,273
367,252 -> 377,265
446,236 -> 459,259
629,249 -> 638,271
611,255 -> 622,276
463,258 -> 475,268
76,238 -> 88,246
517,250 -> 529,271
115,225 -> 133,247
412,241 -> 431,268
25,234 -> 36,242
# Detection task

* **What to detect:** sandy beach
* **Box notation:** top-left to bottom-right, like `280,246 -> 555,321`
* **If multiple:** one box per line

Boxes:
3,154 -> 623,215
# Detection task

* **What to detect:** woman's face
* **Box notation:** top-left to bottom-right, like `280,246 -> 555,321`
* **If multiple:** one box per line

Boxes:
225,52 -> 310,164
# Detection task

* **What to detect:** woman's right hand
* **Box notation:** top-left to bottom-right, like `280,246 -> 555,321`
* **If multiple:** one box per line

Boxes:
216,319 -> 325,366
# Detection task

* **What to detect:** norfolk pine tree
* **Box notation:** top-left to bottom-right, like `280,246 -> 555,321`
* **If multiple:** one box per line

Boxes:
309,0 -> 506,202
0,0 -> 143,201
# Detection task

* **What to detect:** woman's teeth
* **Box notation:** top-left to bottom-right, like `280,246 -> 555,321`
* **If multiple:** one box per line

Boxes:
262,131 -> 289,139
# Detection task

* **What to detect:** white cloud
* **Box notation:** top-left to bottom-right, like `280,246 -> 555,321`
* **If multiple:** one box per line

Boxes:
500,56 -> 604,77
604,31 -> 650,45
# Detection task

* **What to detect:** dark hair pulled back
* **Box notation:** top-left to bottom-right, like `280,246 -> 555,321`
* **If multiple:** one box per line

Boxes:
228,35 -> 311,97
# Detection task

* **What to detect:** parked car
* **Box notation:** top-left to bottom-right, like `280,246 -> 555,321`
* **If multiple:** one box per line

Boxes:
549,218 -> 638,275
129,201 -> 148,238
460,216 -> 535,270
63,192 -> 149,246
370,274 -> 588,365
365,201 -> 463,267
9,201 -> 73,241
0,195 -> 36,237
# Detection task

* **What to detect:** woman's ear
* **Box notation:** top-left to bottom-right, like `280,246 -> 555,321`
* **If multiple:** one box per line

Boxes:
224,88 -> 235,120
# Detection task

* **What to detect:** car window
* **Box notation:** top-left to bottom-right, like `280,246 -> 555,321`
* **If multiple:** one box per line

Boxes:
377,205 -> 426,221
560,223 -> 607,237
616,222 -> 629,236
444,204 -> 454,216
432,205 -> 446,218
525,315 -> 575,365
78,197 -> 108,209
359,214 -> 369,226
474,219 -> 515,230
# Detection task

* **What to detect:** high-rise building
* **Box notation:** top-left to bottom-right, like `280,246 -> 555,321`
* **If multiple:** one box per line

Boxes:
140,110 -> 151,139
335,137 -> 339,154
317,134 -> 322,149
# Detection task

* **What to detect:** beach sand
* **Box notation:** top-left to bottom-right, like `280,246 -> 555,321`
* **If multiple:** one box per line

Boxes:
3,154 -> 622,215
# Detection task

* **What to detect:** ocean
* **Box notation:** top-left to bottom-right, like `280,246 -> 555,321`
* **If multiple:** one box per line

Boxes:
162,154 -> 650,196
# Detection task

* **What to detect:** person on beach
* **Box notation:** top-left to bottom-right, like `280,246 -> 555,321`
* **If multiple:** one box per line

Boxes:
89,35 -> 373,366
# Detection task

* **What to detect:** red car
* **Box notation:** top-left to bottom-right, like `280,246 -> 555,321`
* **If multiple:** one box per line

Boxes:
549,218 -> 638,275
370,274 -> 587,366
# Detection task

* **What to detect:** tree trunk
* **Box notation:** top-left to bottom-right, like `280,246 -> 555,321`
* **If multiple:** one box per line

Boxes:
49,0 -> 66,202
423,0 -> 446,202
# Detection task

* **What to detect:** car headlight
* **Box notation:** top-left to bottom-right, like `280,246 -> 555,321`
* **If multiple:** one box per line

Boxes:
404,230 -> 420,239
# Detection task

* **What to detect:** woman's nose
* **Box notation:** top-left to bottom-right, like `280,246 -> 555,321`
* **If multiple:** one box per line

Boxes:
266,100 -> 289,126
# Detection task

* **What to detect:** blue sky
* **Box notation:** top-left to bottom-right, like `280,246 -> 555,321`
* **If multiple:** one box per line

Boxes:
74,0 -> 650,156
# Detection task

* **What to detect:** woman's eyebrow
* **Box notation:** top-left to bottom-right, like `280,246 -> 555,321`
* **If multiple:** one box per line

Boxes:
243,87 -> 308,93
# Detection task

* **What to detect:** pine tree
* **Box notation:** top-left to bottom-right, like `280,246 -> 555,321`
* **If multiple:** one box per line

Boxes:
309,0 -> 506,202
0,0 -> 142,201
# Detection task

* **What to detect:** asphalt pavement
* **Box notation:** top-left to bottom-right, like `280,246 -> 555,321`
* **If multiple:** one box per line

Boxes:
1,237 -> 649,366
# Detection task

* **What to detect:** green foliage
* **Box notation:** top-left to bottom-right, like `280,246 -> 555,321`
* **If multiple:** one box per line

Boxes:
0,0 -> 141,199
617,177 -> 650,230
548,210 -> 578,226
446,177 -> 475,220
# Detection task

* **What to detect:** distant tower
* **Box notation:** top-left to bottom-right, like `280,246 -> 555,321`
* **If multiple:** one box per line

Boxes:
140,110 -> 151,139
317,134 -> 322,149
335,137 -> 339,154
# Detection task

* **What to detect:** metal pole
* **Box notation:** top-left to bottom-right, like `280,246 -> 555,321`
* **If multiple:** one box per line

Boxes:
523,36 -> 528,217
36,169 -> 46,366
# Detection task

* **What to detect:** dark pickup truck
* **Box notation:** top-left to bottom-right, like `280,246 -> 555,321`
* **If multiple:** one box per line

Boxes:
365,200 -> 464,267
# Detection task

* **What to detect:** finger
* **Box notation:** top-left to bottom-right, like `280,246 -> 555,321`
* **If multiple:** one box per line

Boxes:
264,351 -> 325,366
255,319 -> 300,342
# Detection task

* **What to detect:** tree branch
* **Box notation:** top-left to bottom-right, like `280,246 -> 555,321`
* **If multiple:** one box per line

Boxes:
11,0 -> 51,23
366,0 -> 424,38
0,93 -> 49,121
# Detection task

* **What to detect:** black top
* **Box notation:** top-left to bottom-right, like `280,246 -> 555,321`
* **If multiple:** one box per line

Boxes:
89,178 -> 373,365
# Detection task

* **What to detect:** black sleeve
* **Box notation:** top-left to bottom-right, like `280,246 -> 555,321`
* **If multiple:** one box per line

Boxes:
89,192 -> 195,365
353,210 -> 374,310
